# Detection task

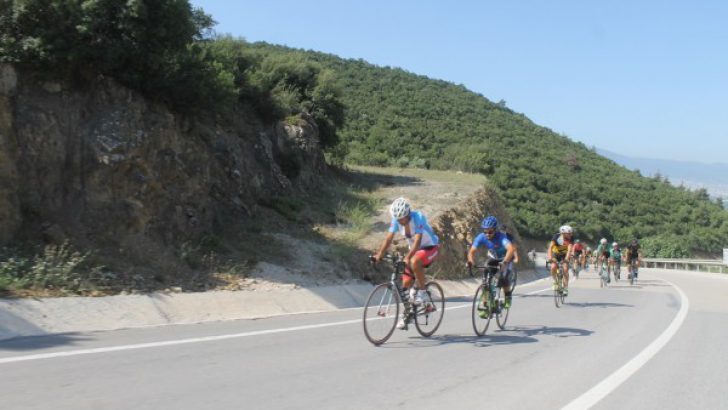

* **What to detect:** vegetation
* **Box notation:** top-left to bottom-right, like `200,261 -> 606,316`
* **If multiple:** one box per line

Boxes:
2,2 -> 726,257
0,1 -> 344,147
243,43 -> 728,257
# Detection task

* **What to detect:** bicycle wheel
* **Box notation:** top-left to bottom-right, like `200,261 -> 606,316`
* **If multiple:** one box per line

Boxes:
415,281 -> 445,337
495,287 -> 510,330
554,270 -> 564,307
471,284 -> 492,336
363,283 -> 401,345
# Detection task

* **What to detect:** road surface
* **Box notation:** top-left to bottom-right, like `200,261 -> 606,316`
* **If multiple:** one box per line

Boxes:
1,267 -> 726,409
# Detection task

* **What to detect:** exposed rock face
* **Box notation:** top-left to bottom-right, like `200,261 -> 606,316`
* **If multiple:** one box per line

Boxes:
0,64 -> 326,273
430,184 -> 526,278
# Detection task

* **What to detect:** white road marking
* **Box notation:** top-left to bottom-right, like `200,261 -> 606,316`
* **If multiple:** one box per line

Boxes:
0,280 -> 552,365
562,279 -> 690,410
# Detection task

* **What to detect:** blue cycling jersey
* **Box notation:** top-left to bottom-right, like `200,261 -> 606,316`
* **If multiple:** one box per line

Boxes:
471,231 -> 512,259
388,211 -> 439,250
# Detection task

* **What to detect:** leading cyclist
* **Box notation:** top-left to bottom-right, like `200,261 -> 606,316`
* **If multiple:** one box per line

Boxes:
373,197 -> 440,328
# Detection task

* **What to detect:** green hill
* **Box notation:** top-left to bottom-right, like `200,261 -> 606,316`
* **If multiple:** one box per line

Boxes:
245,42 -> 728,257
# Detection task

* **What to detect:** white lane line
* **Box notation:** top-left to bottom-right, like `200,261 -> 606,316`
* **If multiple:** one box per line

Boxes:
0,281 -> 552,365
562,279 -> 690,410
0,302 -> 473,364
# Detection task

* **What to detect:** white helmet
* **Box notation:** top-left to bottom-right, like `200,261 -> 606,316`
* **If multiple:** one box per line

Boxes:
612,242 -> 618,247
600,238 -> 607,244
559,225 -> 573,234
390,197 -> 411,219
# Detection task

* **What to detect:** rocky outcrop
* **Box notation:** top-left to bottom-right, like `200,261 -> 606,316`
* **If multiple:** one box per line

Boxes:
430,184 -> 527,278
0,64 -> 326,277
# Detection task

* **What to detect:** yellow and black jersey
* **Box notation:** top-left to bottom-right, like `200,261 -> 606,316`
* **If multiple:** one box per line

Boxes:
550,234 -> 572,256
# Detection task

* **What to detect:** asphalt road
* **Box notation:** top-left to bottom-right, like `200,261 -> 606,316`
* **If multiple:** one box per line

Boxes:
1,267 -> 726,410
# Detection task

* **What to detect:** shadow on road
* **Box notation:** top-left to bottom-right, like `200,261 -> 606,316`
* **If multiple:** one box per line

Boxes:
380,324 -> 593,348
0,332 -> 93,351
567,301 -> 634,308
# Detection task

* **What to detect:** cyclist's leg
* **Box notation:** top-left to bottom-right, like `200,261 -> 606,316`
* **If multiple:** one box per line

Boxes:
550,259 -> 559,289
561,260 -> 570,290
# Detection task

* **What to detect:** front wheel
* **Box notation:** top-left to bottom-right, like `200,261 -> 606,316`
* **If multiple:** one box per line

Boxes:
363,283 -> 401,345
414,281 -> 445,337
554,272 -> 562,308
472,284 -> 492,336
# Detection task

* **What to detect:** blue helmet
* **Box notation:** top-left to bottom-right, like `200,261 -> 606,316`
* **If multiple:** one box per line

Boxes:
481,216 -> 498,229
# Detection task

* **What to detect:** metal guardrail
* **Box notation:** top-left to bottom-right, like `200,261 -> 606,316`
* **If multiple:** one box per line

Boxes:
642,258 -> 727,273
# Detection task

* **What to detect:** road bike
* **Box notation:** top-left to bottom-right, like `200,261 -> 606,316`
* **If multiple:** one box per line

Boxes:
628,258 -> 639,285
598,255 -> 610,288
470,253 -> 516,336
362,254 -> 445,345
612,259 -> 621,281
549,258 -> 567,307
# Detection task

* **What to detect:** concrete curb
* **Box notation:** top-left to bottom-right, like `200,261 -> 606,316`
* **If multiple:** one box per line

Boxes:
0,269 -> 548,342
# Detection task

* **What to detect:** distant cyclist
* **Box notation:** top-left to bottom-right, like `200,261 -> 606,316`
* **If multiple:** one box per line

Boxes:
467,216 -> 516,314
547,225 -> 574,296
626,239 -> 641,280
584,245 -> 592,270
373,197 -> 440,329
596,238 -> 611,282
609,242 -> 622,280
572,239 -> 585,274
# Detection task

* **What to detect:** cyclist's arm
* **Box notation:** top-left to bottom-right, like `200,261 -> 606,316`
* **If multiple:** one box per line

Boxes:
547,241 -> 555,261
375,231 -> 395,261
467,245 -> 478,267
504,242 -> 515,267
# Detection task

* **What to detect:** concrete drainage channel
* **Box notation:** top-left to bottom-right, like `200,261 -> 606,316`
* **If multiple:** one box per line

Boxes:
0,269 -> 548,342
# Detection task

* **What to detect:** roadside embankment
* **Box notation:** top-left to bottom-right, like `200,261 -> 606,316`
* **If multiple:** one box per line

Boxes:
0,267 -> 548,341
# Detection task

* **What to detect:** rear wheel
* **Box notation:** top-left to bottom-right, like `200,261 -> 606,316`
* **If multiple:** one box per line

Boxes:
414,281 -> 445,337
472,284 -> 492,336
363,283 -> 400,345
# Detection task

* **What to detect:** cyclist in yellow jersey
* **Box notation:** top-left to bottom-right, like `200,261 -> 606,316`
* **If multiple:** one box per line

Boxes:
547,225 -> 574,295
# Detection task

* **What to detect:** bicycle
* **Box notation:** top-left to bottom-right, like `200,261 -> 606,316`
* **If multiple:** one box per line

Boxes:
469,254 -> 515,336
612,259 -> 621,281
362,254 -> 445,345
571,254 -> 582,280
598,255 -> 610,288
549,258 -> 567,307
628,258 -> 639,285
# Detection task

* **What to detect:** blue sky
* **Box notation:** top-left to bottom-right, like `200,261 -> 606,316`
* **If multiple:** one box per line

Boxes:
191,0 -> 728,164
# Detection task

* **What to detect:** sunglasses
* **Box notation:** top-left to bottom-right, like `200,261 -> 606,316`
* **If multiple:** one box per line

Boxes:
484,229 -> 496,235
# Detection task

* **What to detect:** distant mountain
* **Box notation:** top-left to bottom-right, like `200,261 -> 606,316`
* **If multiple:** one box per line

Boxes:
596,149 -> 728,200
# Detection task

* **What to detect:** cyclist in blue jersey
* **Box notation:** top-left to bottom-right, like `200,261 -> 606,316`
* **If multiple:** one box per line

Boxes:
467,216 -> 516,313
373,197 -> 440,328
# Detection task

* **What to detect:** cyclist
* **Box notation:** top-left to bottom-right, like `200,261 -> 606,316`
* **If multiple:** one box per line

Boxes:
547,225 -> 574,296
572,239 -> 585,274
626,239 -> 641,280
584,245 -> 592,270
373,197 -> 440,329
467,216 -> 516,315
596,238 -> 611,282
609,242 -> 622,280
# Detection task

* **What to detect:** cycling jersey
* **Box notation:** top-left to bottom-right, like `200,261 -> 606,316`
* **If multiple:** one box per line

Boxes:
388,210 -> 439,250
573,243 -> 584,254
472,231 -> 512,259
597,244 -> 610,256
626,245 -> 640,260
550,234 -> 571,256
610,249 -> 621,260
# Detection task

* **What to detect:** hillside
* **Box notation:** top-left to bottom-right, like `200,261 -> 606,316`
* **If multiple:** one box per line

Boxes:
245,42 -> 728,257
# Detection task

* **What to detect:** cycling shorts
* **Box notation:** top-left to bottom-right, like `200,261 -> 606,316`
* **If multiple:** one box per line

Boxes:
402,245 -> 440,279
